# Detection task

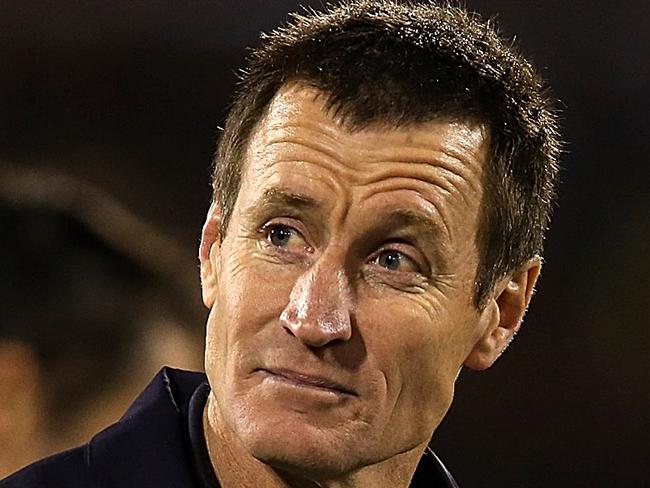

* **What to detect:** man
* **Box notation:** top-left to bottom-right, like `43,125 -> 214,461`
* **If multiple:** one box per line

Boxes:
1,1 -> 560,487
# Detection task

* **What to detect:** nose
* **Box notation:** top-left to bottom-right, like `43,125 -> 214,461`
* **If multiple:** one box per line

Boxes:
280,258 -> 353,348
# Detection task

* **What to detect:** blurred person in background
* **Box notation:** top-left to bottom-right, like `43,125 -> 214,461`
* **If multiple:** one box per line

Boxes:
0,165 -> 205,477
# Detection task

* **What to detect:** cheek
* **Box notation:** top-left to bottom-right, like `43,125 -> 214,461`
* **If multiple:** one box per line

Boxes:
361,295 -> 476,435
400,330 -> 460,423
205,242 -> 297,367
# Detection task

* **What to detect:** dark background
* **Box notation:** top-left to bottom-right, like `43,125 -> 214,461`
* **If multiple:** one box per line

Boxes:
1,1 -> 648,486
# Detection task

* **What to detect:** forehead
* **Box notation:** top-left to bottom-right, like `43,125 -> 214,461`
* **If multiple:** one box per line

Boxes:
245,83 -> 488,175
240,83 -> 488,243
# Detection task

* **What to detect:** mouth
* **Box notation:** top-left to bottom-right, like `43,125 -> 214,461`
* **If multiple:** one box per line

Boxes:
257,368 -> 358,397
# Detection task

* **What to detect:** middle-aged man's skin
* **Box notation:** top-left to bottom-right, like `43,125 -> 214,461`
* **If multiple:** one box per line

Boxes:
199,83 -> 540,488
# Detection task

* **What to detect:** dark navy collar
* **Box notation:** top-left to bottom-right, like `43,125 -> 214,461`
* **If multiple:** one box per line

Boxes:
187,381 -> 221,488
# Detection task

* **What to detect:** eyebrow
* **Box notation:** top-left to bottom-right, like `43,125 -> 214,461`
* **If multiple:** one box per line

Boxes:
379,209 -> 451,266
385,209 -> 448,239
256,187 -> 321,215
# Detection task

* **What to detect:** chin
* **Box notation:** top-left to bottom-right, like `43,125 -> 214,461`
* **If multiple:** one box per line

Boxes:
231,405 -> 377,479
248,432 -> 365,479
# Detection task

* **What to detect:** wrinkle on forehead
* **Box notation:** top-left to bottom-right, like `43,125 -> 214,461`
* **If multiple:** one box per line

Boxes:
253,83 -> 487,154
249,83 -> 488,172
243,83 -> 488,251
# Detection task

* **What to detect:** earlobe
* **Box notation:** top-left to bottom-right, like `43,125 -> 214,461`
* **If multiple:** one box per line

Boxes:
199,203 -> 222,309
464,257 -> 542,371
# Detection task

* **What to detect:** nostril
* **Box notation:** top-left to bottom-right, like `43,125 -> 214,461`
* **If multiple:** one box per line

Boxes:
279,307 -> 300,332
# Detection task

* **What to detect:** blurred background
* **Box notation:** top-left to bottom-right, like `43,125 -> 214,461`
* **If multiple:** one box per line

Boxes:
0,1 -> 647,485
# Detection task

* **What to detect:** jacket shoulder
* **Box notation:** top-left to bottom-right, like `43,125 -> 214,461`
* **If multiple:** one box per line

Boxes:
84,367 -> 206,487
0,446 -> 89,487
0,368 -> 207,488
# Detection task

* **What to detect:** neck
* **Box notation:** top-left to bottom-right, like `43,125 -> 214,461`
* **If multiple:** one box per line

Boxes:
202,393 -> 426,488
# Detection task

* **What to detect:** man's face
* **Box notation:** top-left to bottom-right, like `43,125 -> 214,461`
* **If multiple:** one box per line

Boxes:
202,84 -> 493,477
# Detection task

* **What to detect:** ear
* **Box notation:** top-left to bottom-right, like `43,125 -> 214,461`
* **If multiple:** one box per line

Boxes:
464,256 -> 542,371
199,202 -> 222,309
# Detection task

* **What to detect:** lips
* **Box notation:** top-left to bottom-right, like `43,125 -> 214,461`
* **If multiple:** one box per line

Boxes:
258,368 -> 357,396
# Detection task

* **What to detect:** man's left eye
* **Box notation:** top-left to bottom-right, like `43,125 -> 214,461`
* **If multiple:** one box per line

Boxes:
267,225 -> 295,247
373,250 -> 419,273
